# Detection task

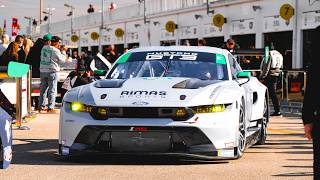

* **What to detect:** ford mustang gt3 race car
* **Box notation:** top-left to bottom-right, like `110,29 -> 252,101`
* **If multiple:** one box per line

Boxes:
59,46 -> 269,159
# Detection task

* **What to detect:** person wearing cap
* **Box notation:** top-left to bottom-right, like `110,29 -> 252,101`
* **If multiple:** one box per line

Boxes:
0,34 -> 10,56
43,34 -> 52,46
39,36 -> 68,113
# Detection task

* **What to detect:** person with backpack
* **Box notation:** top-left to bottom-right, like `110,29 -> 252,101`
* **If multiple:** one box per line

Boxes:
260,49 -> 283,116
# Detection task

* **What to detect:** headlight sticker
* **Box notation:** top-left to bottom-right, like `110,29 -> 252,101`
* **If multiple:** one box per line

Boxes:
209,86 -> 221,99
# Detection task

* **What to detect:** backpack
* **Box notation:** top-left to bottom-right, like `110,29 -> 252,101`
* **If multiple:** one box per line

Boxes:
270,50 -> 283,69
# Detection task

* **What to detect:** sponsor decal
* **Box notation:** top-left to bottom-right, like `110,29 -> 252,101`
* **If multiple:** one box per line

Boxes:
3,147 -> 12,162
100,94 -> 107,99
209,86 -> 221,99
132,101 -> 149,105
216,54 -> 226,64
129,127 -> 148,132
120,90 -> 167,99
142,77 -> 173,80
146,52 -> 198,61
180,95 -> 187,100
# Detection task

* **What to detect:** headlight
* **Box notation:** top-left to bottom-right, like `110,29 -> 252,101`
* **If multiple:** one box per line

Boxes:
173,108 -> 194,121
191,104 -> 227,114
90,107 -> 109,120
70,102 -> 92,112
70,102 -> 109,120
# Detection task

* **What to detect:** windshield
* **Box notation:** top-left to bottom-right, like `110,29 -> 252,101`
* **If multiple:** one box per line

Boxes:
107,51 -> 228,80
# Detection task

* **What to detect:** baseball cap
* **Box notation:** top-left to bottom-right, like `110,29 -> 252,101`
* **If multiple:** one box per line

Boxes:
43,34 -> 52,41
51,36 -> 62,43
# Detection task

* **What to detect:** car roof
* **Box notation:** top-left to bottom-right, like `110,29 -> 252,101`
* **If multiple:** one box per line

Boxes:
129,46 -> 230,56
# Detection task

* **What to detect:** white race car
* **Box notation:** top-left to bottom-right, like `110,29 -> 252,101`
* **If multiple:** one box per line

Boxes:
59,46 -> 269,159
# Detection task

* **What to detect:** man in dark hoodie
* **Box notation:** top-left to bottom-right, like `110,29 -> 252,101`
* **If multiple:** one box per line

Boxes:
25,34 -> 51,110
302,25 -> 320,180
25,34 -> 52,78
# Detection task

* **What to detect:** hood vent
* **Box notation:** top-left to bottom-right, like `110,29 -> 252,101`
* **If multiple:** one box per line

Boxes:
172,79 -> 221,89
94,79 -> 126,88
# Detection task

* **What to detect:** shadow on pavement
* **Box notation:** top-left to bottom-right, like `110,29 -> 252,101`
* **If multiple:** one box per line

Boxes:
269,121 -> 303,125
272,172 -> 313,177
250,145 -> 311,150
11,138 -> 229,166
267,133 -> 305,137
283,165 -> 313,168
247,139 -> 312,155
287,158 -> 313,161
265,139 -> 312,145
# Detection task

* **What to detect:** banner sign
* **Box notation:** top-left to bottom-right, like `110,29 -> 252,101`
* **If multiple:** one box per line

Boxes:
230,19 -> 255,35
11,18 -> 18,36
3,19 -> 6,33
263,15 -> 293,33
302,11 -> 320,30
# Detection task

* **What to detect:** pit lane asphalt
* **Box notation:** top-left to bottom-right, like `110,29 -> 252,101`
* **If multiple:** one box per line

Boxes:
0,111 -> 313,180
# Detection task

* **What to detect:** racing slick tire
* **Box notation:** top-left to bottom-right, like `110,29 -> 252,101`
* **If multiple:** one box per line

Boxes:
235,99 -> 246,159
256,96 -> 269,145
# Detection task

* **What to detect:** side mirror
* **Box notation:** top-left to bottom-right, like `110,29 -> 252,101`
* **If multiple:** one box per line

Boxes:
8,61 -> 30,77
237,71 -> 251,79
93,70 -> 106,76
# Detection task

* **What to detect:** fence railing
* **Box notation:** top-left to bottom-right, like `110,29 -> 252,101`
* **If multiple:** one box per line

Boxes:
243,69 -> 306,102
0,66 -> 33,130
39,0 -> 210,34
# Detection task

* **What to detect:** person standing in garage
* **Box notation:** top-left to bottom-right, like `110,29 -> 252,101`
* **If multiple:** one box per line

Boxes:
260,48 -> 283,116
302,25 -> 320,180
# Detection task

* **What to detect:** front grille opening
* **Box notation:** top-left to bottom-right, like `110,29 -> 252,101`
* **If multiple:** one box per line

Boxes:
73,126 -> 213,154
103,107 -> 193,121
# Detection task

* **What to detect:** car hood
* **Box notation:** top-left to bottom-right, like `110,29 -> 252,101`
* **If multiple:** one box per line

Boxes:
64,77 -> 234,107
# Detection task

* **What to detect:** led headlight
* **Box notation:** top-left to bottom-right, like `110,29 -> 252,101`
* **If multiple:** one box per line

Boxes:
70,102 -> 109,120
172,108 -> 194,121
70,102 -> 92,112
191,104 -> 226,114
90,107 -> 109,120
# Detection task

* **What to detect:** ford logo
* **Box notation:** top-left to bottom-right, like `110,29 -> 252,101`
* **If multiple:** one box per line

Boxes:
132,101 -> 149,106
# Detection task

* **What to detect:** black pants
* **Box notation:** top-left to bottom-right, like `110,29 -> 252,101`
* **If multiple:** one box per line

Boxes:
265,76 -> 280,112
313,122 -> 320,179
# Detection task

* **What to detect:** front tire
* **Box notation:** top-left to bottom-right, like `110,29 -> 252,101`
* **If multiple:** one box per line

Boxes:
256,97 -> 269,145
236,99 -> 246,159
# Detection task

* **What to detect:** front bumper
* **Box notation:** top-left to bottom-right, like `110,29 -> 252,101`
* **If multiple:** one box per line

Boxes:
59,125 -> 237,159
59,103 -> 239,159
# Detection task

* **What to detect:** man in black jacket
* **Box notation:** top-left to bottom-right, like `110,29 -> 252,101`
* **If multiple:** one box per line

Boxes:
302,25 -> 320,180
